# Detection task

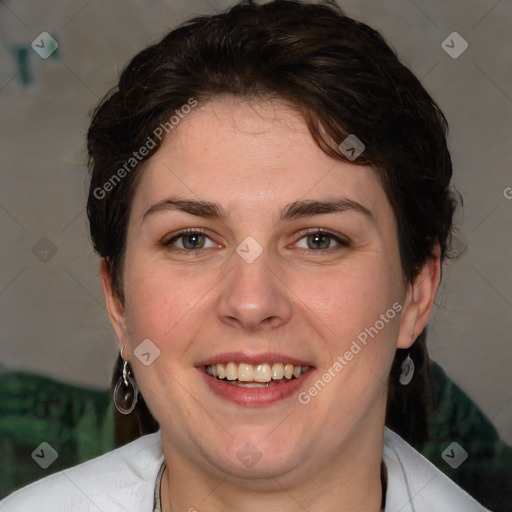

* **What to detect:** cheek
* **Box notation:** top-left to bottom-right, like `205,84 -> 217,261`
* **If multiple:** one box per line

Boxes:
124,269 -> 183,341
121,256 -> 222,355
296,264 -> 403,409
293,258 -> 401,342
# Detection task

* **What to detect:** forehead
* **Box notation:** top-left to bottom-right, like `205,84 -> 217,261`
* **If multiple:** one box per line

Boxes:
130,97 -> 391,224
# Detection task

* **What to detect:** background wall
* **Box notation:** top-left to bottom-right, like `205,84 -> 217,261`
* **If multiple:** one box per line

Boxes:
0,0 -> 510,444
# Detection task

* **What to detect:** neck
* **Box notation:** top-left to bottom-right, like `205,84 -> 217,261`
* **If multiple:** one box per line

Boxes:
160,422 -> 386,512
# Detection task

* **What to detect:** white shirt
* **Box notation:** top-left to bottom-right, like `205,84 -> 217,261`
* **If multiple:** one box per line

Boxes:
0,428 -> 490,511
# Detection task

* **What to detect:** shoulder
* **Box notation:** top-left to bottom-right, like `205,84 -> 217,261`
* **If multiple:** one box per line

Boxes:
383,427 -> 490,512
0,431 -> 163,512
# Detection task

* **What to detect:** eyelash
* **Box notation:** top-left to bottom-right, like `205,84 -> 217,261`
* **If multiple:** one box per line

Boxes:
163,228 -> 350,255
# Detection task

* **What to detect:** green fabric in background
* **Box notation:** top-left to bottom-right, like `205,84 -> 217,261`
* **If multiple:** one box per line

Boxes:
422,362 -> 512,511
0,370 -> 114,498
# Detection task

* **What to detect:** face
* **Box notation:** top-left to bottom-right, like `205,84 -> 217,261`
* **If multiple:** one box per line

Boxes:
102,97 -> 438,483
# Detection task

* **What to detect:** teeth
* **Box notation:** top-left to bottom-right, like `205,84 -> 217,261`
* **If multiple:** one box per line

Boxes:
254,363 -> 271,382
216,363 -> 225,379
205,362 -> 310,382
226,362 -> 238,381
271,363 -> 284,380
238,363 -> 254,382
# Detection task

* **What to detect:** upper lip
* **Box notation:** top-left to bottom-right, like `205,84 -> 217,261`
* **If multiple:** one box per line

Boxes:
196,352 -> 314,367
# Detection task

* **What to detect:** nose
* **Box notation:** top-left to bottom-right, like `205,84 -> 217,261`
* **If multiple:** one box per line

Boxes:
217,247 -> 293,332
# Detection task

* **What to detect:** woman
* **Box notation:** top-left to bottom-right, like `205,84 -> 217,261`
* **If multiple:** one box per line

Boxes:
0,0 -> 491,510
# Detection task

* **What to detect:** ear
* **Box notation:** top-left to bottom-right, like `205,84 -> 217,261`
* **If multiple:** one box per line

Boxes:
100,258 -> 128,353
397,244 -> 442,349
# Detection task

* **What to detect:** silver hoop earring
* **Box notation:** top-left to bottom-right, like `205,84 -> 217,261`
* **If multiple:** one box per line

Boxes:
114,356 -> 139,414
399,354 -> 415,386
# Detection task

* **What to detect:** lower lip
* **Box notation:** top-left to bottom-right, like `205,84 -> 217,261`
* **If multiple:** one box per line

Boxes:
198,368 -> 314,406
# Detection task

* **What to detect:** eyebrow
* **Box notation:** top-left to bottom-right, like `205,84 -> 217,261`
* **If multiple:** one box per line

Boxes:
142,196 -> 374,222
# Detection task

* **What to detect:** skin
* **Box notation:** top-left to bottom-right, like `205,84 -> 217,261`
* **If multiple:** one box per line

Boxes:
101,97 -> 441,512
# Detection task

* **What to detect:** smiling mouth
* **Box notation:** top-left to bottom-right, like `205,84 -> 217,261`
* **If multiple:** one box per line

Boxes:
204,362 -> 311,387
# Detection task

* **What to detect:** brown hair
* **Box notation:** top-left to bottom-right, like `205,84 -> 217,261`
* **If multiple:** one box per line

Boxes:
87,0 -> 457,449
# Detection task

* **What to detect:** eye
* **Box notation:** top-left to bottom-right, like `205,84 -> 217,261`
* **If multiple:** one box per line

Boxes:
163,228 -> 218,252
294,229 -> 349,252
